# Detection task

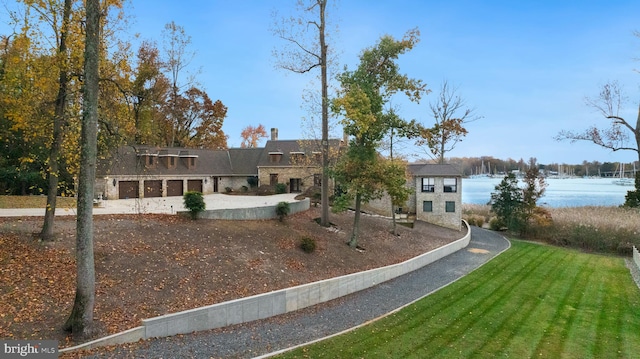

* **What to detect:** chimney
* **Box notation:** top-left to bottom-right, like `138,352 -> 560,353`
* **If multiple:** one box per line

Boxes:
271,128 -> 278,141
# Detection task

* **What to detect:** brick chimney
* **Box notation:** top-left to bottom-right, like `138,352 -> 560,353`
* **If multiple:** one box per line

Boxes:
271,128 -> 278,141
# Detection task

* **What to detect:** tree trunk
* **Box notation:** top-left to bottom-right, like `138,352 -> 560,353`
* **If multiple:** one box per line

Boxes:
348,192 -> 362,248
40,0 -> 72,241
319,0 -> 330,228
64,0 -> 99,339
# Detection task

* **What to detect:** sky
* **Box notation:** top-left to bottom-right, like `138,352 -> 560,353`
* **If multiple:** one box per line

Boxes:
2,0 -> 640,165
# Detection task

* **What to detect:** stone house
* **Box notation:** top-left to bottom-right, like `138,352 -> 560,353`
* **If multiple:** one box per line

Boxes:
95,128 -> 342,200
407,163 -> 463,230
362,163 -> 463,230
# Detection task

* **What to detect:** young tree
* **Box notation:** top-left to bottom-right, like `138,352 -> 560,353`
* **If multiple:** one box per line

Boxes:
489,172 -> 523,231
416,80 -> 479,164
556,80 -> 640,206
240,124 -> 268,148
272,0 -> 333,227
332,29 -> 426,248
63,0 -> 99,338
490,162 -> 548,235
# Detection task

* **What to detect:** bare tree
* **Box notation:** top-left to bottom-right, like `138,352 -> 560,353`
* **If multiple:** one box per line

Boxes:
556,80 -> 640,163
272,0 -> 335,227
63,0 -> 99,339
417,81 -> 480,164
161,21 -> 197,147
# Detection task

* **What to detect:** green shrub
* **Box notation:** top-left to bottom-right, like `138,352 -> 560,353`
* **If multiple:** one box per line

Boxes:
276,201 -> 290,222
247,176 -> 259,188
183,191 -> 205,220
225,187 -> 233,193
465,215 -> 485,227
241,185 -> 248,192
300,237 -> 317,253
489,217 -> 505,231
275,183 -> 287,194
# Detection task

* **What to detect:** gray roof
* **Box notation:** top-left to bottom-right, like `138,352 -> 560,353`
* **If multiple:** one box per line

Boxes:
227,148 -> 262,176
256,139 -> 342,167
407,163 -> 462,177
98,145 -> 233,177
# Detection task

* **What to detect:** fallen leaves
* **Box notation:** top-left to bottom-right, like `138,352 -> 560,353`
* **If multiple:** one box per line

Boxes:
0,209 -> 462,349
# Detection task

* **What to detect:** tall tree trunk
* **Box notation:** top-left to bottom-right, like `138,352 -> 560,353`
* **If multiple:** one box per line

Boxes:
389,128 -> 397,235
348,192 -> 362,248
64,0 -> 99,339
319,0 -> 330,227
40,0 -> 72,241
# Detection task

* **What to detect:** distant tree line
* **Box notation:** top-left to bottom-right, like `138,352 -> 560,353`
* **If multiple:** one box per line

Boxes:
446,156 -> 639,178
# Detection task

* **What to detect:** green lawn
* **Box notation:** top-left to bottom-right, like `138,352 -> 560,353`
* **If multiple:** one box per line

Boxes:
0,195 -> 76,208
277,240 -> 640,358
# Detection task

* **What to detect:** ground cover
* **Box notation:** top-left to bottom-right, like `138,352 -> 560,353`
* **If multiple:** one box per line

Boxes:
0,207 -> 462,349
0,195 -> 76,209
276,240 -> 640,358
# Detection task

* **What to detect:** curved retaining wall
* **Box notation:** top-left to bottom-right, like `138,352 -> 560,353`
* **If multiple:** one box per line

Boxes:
634,246 -> 640,271
61,221 -> 471,353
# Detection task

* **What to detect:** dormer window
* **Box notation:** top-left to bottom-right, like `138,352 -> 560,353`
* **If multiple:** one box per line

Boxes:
139,153 -> 157,169
269,151 -> 283,164
159,150 -> 178,169
179,150 -> 198,169
290,151 -> 305,164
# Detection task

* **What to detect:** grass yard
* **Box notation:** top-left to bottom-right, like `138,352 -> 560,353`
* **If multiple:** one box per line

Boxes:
277,240 -> 640,358
0,195 -> 76,209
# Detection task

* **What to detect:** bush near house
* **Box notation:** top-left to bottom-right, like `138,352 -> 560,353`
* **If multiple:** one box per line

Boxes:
275,201 -> 290,222
183,191 -> 205,220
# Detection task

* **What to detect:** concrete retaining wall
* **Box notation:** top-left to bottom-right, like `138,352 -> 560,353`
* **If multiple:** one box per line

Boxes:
634,246 -> 640,271
61,221 -> 470,353
180,198 -> 310,220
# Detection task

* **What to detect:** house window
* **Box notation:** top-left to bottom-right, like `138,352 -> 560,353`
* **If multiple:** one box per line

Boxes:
290,178 -> 302,192
270,174 -> 278,186
444,178 -> 457,192
314,173 -> 322,187
269,152 -> 283,163
422,177 -> 435,192
143,155 -> 156,169
423,201 -> 433,212
189,157 -> 196,168
446,201 -> 456,213
169,157 -> 175,167
290,152 -> 305,164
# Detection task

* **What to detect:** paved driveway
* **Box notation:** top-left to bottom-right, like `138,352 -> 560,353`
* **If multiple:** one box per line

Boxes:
0,193 -> 301,217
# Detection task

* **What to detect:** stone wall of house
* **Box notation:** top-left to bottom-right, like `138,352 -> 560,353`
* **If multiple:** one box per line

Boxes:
217,177 -> 251,192
414,177 -> 462,230
258,166 -> 323,193
361,194 -> 394,217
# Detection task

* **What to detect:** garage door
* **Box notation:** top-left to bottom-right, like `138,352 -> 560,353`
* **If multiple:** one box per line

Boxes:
167,180 -> 183,197
118,181 -> 139,199
144,180 -> 162,198
187,179 -> 202,193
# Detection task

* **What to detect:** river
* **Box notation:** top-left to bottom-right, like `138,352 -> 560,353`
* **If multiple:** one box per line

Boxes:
462,177 -> 633,207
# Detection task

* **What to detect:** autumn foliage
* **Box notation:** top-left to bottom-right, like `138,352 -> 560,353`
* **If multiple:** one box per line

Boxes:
240,124 -> 268,148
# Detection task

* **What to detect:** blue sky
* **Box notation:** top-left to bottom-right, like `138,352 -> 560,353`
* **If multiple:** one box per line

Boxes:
3,1 -> 640,164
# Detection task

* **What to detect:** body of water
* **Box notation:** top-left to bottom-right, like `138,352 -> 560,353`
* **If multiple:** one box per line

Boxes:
463,177 -> 632,207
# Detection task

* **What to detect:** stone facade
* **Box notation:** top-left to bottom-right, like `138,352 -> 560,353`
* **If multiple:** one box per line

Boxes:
414,176 -> 462,230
